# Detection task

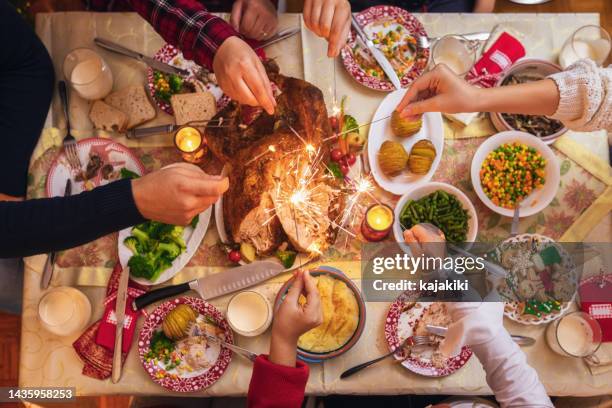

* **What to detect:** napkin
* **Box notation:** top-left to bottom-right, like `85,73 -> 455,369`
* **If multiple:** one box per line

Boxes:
73,263 -> 147,379
465,32 -> 526,88
579,273 -> 612,342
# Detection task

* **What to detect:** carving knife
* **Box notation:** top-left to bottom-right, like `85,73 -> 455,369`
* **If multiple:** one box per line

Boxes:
351,15 -> 402,90
426,325 -> 536,346
94,38 -> 190,77
111,265 -> 131,383
133,260 -> 285,310
41,179 -> 72,289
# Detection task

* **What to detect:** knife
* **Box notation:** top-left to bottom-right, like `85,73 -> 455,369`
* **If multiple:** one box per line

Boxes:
127,124 -> 178,139
111,265 -> 131,383
41,179 -> 72,289
254,27 -> 301,50
94,38 -> 190,77
133,260 -> 285,310
426,325 -> 536,347
351,15 -> 402,90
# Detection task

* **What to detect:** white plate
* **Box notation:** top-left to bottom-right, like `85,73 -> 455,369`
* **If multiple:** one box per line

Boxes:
470,131 -> 560,218
392,182 -> 478,253
46,137 -> 146,197
368,89 -> 444,195
118,207 -> 211,286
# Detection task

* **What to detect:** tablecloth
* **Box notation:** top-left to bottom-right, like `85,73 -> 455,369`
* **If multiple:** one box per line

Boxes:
20,11 -> 612,397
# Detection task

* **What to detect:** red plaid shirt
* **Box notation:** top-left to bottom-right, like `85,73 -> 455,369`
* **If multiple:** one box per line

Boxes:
86,0 -> 266,70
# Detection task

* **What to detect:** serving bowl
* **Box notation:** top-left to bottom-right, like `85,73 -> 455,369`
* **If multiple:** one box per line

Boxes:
470,131 -> 560,218
273,266 -> 366,362
392,182 -> 478,249
490,58 -> 567,144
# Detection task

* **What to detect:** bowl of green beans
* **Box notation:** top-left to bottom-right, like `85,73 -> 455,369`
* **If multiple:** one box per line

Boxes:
393,182 -> 478,247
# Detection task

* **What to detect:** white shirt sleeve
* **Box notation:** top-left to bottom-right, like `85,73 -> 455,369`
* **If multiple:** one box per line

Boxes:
548,59 -> 612,132
471,328 -> 553,408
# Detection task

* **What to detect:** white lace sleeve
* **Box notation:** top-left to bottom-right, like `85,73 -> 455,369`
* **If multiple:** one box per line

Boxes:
548,59 -> 612,132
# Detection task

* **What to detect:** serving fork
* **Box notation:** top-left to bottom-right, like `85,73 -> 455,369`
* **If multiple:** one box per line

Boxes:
340,335 -> 432,379
200,332 -> 259,363
58,81 -> 82,171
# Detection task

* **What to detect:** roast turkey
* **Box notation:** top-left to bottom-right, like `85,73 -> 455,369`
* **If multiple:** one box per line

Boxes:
206,62 -> 342,255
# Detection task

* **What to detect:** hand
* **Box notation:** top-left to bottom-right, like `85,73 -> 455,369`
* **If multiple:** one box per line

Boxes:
213,37 -> 276,114
230,0 -> 278,41
439,302 -> 505,356
396,64 -> 481,119
131,163 -> 228,226
403,224 -> 447,259
303,0 -> 351,57
270,270 -> 322,367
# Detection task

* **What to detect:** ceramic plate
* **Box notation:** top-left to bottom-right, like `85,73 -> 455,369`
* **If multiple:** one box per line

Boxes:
146,44 -> 230,115
368,89 -> 444,195
138,297 -> 232,392
46,137 -> 145,197
340,5 -> 428,91
385,298 -> 472,377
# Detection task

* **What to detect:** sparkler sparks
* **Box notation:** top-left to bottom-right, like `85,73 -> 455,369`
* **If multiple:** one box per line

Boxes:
245,144 -> 277,165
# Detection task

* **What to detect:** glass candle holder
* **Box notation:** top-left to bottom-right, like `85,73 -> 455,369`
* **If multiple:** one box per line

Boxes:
361,204 -> 394,242
174,126 -> 207,163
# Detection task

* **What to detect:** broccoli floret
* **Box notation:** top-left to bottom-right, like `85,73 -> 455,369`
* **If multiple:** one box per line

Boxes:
131,228 -> 150,247
124,236 -> 141,255
168,74 -> 183,93
190,215 -> 199,229
128,254 -> 157,279
157,241 -> 182,260
160,226 -> 186,249
120,168 -> 140,179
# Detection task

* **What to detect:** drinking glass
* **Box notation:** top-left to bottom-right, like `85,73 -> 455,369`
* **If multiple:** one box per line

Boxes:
559,25 -> 611,69
38,287 -> 92,337
545,311 -> 602,364
63,48 -> 114,100
431,35 -> 478,77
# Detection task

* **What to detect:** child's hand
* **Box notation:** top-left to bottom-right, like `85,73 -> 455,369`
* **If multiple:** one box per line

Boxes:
269,270 -> 322,367
403,224 -> 447,259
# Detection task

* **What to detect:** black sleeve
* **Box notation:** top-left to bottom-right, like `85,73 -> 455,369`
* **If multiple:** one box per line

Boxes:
0,179 -> 146,258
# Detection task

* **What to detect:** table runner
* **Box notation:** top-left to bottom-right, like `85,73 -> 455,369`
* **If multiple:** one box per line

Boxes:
20,12 -> 612,397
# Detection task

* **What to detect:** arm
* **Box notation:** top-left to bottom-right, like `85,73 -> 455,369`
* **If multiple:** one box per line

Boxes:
1,164 -> 228,258
0,179 -> 144,258
471,329 -> 553,408
247,270 -> 322,408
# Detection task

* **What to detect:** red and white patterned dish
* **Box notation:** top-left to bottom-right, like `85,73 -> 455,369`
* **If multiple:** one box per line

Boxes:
340,6 -> 429,92
146,44 -> 229,115
46,137 -> 145,197
138,297 -> 233,392
385,297 -> 472,377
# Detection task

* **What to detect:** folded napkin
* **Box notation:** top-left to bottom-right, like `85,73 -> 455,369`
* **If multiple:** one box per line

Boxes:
465,32 -> 526,88
73,263 -> 147,379
579,273 -> 612,343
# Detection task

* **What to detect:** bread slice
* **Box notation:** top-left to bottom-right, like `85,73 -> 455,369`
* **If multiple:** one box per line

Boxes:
104,85 -> 156,129
89,100 -> 128,132
170,92 -> 217,126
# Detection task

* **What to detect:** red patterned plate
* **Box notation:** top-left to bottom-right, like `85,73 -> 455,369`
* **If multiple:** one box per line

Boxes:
340,6 -> 429,92
385,296 -> 472,377
46,137 -> 145,197
138,297 -> 233,392
146,44 -> 230,115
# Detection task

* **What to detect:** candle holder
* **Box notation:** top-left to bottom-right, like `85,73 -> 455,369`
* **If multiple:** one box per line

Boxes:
361,204 -> 394,242
174,125 -> 207,163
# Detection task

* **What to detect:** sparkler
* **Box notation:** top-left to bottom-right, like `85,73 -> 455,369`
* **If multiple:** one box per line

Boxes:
323,114 -> 392,143
245,144 -> 276,165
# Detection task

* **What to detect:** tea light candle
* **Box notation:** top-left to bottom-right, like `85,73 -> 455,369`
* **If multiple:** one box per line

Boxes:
361,204 -> 394,241
174,126 -> 206,163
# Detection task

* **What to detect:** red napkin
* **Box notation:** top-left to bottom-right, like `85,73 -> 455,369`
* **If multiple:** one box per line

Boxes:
465,32 -> 526,88
73,264 -> 148,379
579,273 -> 612,342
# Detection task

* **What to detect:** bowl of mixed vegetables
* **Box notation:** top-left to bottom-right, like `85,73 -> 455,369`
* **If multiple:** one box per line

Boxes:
393,182 -> 478,247
471,131 -> 560,218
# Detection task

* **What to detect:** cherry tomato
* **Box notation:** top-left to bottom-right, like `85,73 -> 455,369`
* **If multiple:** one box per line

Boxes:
330,148 -> 343,162
329,116 -> 339,132
228,250 -> 241,263
340,164 -> 350,175
346,153 -> 357,166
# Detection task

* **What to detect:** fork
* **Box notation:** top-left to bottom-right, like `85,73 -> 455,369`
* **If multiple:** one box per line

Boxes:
340,335 -> 432,379
58,81 -> 82,171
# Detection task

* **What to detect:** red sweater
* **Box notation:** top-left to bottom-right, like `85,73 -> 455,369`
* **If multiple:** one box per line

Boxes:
247,355 -> 309,408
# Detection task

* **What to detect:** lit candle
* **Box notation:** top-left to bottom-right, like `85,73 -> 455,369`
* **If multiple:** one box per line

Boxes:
174,126 -> 206,163
361,204 -> 394,242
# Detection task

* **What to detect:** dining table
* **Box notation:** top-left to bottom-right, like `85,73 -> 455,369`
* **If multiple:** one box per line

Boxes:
19,10 -> 612,398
